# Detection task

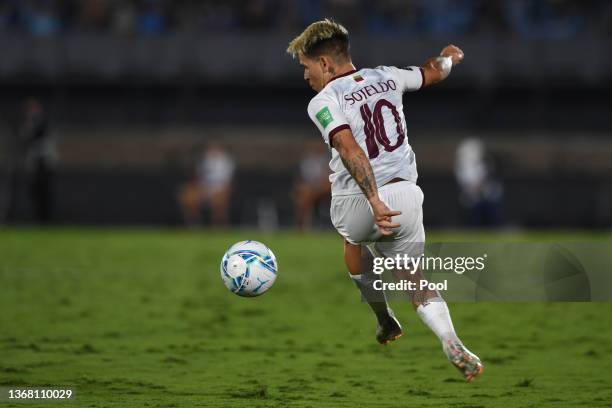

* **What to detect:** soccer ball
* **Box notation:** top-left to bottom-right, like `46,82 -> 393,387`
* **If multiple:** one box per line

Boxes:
220,240 -> 278,297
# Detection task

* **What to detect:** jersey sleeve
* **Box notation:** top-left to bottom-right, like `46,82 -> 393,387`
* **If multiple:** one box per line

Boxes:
307,94 -> 350,148
379,65 -> 424,92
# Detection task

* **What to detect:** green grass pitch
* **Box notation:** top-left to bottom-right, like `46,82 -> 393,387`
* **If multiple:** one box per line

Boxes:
1,228 -> 611,407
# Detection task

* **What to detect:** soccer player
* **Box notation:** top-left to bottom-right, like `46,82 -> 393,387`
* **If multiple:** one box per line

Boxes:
178,144 -> 235,226
287,19 -> 483,381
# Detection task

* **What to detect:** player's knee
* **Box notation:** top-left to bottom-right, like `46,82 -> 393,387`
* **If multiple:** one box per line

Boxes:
344,240 -> 362,275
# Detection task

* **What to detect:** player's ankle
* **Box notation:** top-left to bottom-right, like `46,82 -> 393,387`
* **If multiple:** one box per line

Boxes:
441,333 -> 461,346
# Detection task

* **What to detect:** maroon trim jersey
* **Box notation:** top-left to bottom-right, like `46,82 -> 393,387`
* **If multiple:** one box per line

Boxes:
307,66 -> 423,196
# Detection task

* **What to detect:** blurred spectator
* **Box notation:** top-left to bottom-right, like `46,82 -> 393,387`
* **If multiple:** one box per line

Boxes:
474,0 -> 507,33
454,138 -> 503,227
278,0 -> 321,32
77,0 -> 111,32
178,144 -> 235,226
293,141 -> 331,229
21,0 -> 61,36
173,1 -> 237,33
18,98 -> 57,223
237,0 -> 277,31
111,0 -> 136,35
502,0 -> 586,39
365,0 -> 421,34
420,0 -> 479,35
135,0 -> 167,35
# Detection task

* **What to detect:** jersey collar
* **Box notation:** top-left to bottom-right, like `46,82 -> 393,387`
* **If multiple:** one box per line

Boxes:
329,69 -> 358,83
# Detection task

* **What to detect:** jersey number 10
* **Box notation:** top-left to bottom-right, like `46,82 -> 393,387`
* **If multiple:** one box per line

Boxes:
359,98 -> 405,159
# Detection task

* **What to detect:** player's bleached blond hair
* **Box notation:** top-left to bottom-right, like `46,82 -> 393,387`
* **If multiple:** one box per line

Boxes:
286,19 -> 350,61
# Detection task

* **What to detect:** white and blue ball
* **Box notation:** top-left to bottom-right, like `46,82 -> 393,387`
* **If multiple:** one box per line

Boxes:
220,240 -> 278,297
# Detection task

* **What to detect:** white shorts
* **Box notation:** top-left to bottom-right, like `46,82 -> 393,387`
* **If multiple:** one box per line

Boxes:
330,181 -> 425,258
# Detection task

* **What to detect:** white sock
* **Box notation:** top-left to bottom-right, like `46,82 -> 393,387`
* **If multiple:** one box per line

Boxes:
416,297 -> 460,345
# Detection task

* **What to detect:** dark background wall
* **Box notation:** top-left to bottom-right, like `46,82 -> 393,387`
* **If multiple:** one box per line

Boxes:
1,0 -> 611,228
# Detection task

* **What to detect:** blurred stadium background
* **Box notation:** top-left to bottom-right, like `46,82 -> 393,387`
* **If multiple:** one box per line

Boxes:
1,0 -> 611,229
2,3 -> 612,406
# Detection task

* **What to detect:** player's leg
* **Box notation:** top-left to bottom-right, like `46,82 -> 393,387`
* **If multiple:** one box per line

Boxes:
178,181 -> 202,225
377,181 -> 483,380
412,273 -> 483,381
344,239 -> 402,345
330,193 -> 402,344
293,181 -> 315,229
390,265 -> 437,310
384,253 -> 483,380
210,184 -> 231,226
392,265 -> 461,343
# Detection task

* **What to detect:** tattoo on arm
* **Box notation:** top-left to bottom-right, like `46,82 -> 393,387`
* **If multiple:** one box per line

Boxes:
333,138 -> 378,200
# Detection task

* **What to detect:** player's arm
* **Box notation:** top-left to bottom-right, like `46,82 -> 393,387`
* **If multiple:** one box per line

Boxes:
421,45 -> 464,87
331,129 -> 400,235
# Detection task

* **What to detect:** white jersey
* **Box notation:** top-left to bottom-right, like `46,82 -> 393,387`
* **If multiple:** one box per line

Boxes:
307,66 -> 423,196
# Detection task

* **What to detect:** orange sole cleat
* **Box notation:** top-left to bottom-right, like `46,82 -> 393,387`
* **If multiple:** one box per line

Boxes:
376,312 -> 403,345
380,331 -> 404,345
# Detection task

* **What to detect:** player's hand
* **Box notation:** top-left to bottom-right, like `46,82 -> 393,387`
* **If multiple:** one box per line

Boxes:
370,199 -> 401,236
441,45 -> 464,66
